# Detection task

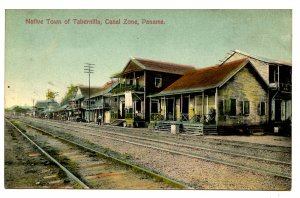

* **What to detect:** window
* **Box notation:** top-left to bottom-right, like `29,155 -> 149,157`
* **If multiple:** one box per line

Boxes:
258,101 -> 266,116
128,78 -> 134,85
240,100 -> 250,115
269,65 -> 278,83
225,98 -> 236,116
219,100 -> 224,115
155,77 -> 162,88
229,99 -> 236,116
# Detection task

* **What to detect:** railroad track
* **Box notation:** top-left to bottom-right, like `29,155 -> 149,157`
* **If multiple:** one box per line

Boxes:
22,117 -> 291,162
6,118 -> 191,189
25,116 -> 291,153
18,117 -> 291,179
5,120 -> 82,189
72,119 -> 291,153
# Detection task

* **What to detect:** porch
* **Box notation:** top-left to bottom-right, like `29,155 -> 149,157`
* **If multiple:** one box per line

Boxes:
149,89 -> 219,135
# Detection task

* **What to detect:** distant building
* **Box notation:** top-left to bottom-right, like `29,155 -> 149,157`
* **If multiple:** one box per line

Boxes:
35,99 -> 59,118
69,86 -> 101,122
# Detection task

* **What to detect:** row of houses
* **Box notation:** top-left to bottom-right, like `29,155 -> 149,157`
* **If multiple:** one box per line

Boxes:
34,50 -> 292,135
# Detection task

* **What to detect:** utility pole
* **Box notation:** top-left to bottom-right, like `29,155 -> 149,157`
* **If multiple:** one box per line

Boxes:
84,63 -> 94,123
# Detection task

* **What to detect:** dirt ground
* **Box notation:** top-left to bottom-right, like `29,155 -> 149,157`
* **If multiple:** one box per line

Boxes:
205,135 -> 291,147
4,122 -> 78,189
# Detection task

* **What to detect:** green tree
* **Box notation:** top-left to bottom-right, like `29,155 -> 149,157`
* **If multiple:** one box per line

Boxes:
60,84 -> 78,105
46,89 -> 57,100
12,106 -> 30,113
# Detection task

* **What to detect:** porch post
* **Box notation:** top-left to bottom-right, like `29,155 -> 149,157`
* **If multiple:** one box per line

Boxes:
144,71 -> 146,121
277,65 -> 280,86
149,98 -> 152,121
188,94 -> 190,120
173,97 -> 175,121
102,95 -> 104,118
206,95 -> 209,114
117,95 -> 119,119
215,87 -> 218,125
180,94 -> 183,114
164,96 -> 167,120
202,91 -> 204,116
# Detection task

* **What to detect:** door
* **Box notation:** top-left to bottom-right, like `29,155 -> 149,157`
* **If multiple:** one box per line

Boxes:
275,100 -> 281,121
181,96 -> 189,121
121,102 -> 125,119
166,98 -> 175,121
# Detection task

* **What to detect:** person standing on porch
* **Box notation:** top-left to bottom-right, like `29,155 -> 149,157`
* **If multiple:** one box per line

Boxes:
97,114 -> 102,125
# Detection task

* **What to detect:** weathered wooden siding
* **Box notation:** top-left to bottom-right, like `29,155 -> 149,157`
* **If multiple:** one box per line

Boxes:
194,94 -> 215,115
161,98 -> 165,117
176,97 -> 180,120
104,110 -> 111,123
218,64 -> 268,126
226,53 -> 269,84
145,71 -> 182,95
189,96 -> 195,118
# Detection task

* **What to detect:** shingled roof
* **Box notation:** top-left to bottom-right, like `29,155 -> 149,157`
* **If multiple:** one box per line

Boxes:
113,57 -> 195,77
223,50 -> 292,66
90,80 -> 118,98
152,58 -> 260,96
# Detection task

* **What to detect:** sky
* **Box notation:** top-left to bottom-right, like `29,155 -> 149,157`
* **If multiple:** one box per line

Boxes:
4,9 -> 292,108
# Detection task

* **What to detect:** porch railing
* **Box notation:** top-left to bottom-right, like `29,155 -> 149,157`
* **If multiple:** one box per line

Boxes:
125,112 -> 134,119
111,112 -> 118,119
180,113 -> 189,121
112,83 -> 145,94
150,113 -> 164,121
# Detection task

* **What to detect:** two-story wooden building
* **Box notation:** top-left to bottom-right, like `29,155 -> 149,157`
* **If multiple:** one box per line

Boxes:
87,80 -> 118,124
69,86 -> 101,122
150,58 -> 269,134
111,57 -> 195,127
222,50 -> 291,134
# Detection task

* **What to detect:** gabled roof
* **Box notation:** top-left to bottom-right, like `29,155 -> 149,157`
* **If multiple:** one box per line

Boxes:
71,86 -> 101,101
223,50 -> 292,67
90,80 -> 118,98
152,58 -> 265,96
113,57 -> 195,77
35,99 -> 59,108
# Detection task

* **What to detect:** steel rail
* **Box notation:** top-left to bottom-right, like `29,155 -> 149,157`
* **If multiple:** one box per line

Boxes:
20,119 -> 291,180
26,118 -> 291,166
5,119 -> 90,189
13,119 -> 192,189
27,117 -> 291,153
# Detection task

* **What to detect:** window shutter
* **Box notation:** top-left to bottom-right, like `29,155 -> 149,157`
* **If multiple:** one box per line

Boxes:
240,101 -> 244,115
225,99 -> 230,114
219,100 -> 224,115
257,102 -> 261,115
244,101 -> 250,115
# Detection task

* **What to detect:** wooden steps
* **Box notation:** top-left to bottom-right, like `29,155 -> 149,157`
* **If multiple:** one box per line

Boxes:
182,123 -> 204,136
110,119 -> 125,126
154,121 -> 172,132
154,121 -> 211,136
203,125 -> 218,135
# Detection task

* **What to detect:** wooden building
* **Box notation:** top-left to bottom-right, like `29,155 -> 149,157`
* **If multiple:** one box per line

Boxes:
111,57 -> 195,127
87,80 -> 118,124
222,50 -> 291,134
69,86 -> 101,122
150,58 -> 269,134
34,99 -> 60,119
